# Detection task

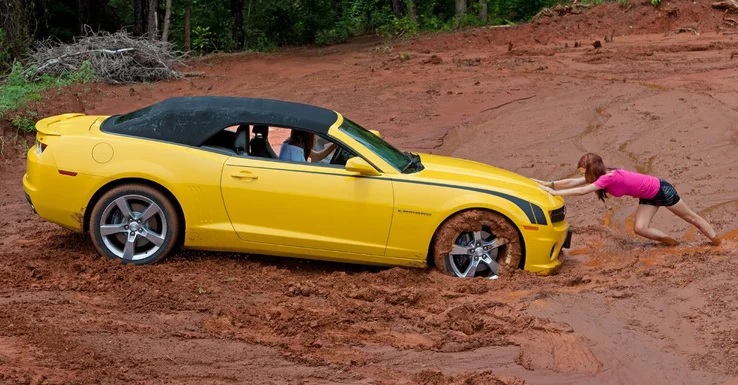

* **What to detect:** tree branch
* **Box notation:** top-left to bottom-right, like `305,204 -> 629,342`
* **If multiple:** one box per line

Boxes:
480,95 -> 536,112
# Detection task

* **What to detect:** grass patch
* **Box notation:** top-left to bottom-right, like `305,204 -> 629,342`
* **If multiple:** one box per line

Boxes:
0,61 -> 94,128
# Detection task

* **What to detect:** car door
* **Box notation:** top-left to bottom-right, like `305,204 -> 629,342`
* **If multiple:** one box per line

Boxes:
220,156 -> 395,256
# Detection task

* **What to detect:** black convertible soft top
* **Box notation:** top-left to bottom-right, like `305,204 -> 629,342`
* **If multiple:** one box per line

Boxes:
100,96 -> 339,146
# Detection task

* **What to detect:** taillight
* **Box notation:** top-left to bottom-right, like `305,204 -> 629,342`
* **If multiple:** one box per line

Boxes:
36,141 -> 47,155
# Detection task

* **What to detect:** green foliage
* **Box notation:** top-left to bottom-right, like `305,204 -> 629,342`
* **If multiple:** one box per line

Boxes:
245,30 -> 278,52
315,27 -> 350,46
192,26 -> 216,53
577,0 -> 605,5
64,60 -> 96,84
0,62 -> 43,119
3,0 -> 593,67
0,60 -> 94,130
378,16 -> 418,39
650,0 -> 661,6
12,112 -> 38,133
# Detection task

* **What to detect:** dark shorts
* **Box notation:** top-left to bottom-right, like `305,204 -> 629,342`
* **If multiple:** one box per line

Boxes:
638,179 -> 681,207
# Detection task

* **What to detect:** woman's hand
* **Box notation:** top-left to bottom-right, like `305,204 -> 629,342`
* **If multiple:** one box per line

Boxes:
531,178 -> 555,189
540,185 -> 556,195
541,183 -> 600,197
310,142 -> 338,162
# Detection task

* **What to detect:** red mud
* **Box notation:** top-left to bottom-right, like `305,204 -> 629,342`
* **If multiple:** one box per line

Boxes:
2,1 -> 738,384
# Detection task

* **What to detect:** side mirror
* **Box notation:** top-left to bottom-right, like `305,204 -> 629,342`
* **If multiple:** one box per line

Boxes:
345,157 -> 380,176
369,130 -> 381,138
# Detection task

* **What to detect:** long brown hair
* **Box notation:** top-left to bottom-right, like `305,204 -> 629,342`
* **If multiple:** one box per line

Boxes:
577,153 -> 609,201
287,129 -> 314,160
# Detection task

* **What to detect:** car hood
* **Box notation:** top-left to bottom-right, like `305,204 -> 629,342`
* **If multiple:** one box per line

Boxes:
410,153 -> 563,207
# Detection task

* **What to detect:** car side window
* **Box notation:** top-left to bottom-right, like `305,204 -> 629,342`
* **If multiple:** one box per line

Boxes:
198,124 -> 251,156
269,127 -> 354,167
199,126 -> 239,155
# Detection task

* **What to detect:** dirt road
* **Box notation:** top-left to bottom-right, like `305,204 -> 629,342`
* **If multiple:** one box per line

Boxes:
2,1 -> 738,384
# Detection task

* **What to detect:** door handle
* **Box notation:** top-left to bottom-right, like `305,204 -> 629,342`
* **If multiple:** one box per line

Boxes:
230,171 -> 259,180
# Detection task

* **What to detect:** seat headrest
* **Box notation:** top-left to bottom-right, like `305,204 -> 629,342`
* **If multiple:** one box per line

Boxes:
253,125 -> 269,136
234,125 -> 249,154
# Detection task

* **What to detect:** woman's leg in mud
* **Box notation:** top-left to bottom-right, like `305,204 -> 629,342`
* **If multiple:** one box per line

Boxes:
665,200 -> 720,245
634,204 -> 679,246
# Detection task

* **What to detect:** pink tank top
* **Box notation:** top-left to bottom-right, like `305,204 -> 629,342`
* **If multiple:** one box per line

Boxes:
593,169 -> 660,199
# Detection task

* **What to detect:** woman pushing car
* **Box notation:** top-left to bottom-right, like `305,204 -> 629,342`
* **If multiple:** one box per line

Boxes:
532,152 -> 721,247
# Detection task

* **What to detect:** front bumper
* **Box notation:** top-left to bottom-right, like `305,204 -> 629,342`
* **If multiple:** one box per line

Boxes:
563,226 -> 573,249
522,222 -> 571,275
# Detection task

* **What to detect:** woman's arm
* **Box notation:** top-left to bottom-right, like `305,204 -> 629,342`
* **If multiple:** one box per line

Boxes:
309,143 -> 338,162
540,183 -> 600,196
531,176 -> 586,190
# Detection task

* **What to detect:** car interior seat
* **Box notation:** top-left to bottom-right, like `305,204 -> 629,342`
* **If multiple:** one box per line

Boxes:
234,124 -> 250,155
249,125 -> 277,158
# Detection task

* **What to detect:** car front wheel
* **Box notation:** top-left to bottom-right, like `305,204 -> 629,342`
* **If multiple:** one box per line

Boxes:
90,184 -> 179,264
432,209 -> 522,279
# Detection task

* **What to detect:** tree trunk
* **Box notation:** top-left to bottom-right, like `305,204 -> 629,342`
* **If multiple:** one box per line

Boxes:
162,0 -> 172,42
230,0 -> 245,49
391,0 -> 404,18
455,0 -> 466,17
184,0 -> 191,51
147,0 -> 158,39
479,0 -> 487,23
406,0 -> 418,23
0,0 -> 34,61
245,0 -> 253,48
77,0 -> 89,34
133,0 -> 147,36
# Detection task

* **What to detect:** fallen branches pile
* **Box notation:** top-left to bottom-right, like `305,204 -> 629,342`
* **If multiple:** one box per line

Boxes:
532,3 -> 593,21
28,30 -> 185,84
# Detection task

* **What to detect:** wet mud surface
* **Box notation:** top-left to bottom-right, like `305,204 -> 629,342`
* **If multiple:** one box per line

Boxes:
2,1 -> 738,384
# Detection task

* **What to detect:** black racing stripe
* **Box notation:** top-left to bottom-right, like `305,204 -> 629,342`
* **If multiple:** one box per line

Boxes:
225,164 -> 542,224
531,204 -> 548,225
388,179 -> 539,224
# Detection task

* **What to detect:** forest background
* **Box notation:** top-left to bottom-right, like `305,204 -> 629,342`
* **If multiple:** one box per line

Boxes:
0,0 -> 575,74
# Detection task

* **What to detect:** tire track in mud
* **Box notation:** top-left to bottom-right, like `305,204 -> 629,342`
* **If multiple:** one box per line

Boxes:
680,198 -> 738,241
524,232 -> 738,385
571,105 -> 613,155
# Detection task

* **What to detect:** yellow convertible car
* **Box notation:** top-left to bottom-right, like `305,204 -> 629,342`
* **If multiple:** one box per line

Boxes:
23,96 -> 571,279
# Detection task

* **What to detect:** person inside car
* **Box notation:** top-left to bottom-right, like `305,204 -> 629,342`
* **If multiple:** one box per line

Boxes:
278,129 -> 337,163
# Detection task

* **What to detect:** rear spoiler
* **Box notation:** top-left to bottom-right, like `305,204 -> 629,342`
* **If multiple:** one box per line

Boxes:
35,113 -> 86,136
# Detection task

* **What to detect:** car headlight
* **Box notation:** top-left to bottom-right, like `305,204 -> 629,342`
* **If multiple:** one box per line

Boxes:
549,205 -> 566,223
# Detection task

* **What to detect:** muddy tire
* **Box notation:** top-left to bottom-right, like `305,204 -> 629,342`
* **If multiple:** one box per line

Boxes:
432,209 -> 522,279
89,184 -> 179,265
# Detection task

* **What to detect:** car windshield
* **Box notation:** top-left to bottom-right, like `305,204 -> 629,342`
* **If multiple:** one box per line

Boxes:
338,118 -> 416,173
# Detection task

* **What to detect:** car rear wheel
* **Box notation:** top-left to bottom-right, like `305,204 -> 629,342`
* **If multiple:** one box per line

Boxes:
432,209 -> 522,279
90,184 -> 179,264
